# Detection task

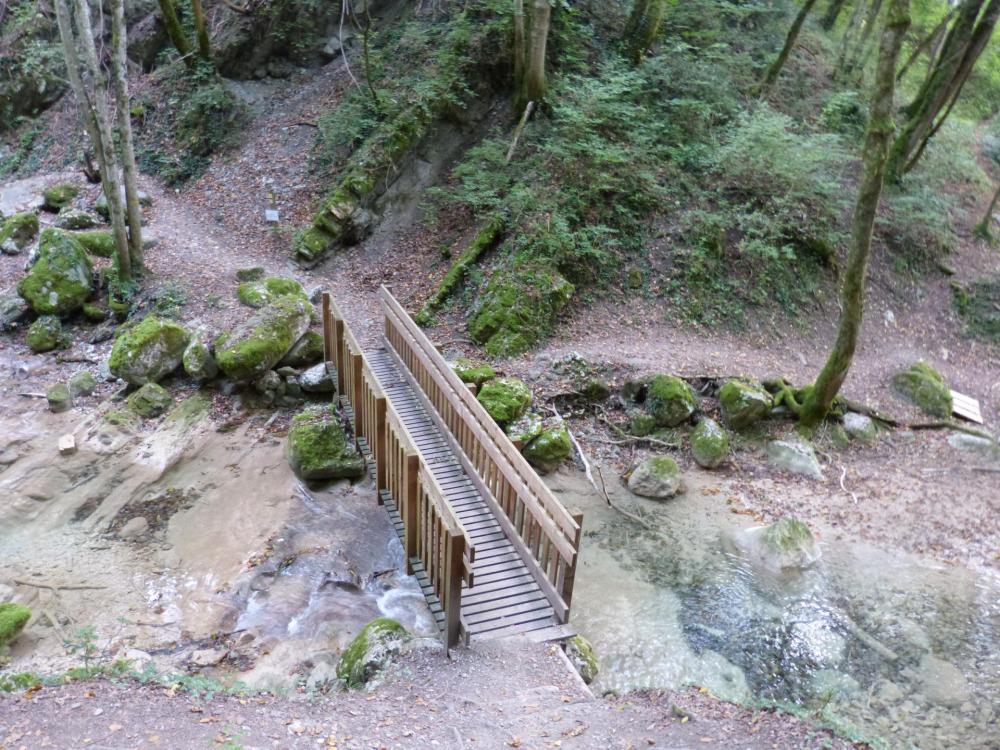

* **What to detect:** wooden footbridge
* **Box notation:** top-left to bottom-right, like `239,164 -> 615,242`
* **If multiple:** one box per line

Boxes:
320,287 -> 583,650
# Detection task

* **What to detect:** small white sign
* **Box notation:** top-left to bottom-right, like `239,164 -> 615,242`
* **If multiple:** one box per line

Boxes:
265,209 -> 280,223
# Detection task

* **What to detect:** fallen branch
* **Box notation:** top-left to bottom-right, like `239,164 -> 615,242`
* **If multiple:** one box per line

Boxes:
14,579 -> 107,591
838,465 -> 858,505
505,100 -> 535,163
908,420 -> 996,441
19,392 -> 47,399
590,434 -> 680,450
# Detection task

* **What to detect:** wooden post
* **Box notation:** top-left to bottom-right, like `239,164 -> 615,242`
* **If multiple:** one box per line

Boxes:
352,353 -> 363,436
404,453 -> 418,572
374,397 -> 387,491
559,510 -> 584,619
444,530 -> 465,651
321,293 -> 334,363
334,318 -> 345,395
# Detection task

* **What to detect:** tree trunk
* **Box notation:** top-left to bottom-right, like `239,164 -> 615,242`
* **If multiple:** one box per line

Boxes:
821,0 -> 849,30
760,0 -> 820,94
110,0 -> 144,271
800,0 -> 910,428
525,0 -> 550,104
513,0 -> 527,110
835,0 -> 869,73
157,0 -> 191,62
974,183 -> 1000,239
896,6 -> 955,81
840,0 -> 883,79
72,0 -> 132,281
191,0 -> 212,62
624,0 -> 668,64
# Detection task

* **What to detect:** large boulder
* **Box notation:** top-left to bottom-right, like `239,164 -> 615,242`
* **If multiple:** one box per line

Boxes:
565,635 -> 599,684
892,361 -> 952,418
452,357 -> 496,388
46,383 -> 72,413
728,517 -> 821,573
0,212 -> 39,253
72,230 -> 116,258
719,379 -> 773,429
522,418 -> 573,473
0,293 -> 29,331
278,329 -> 324,367
215,297 -> 312,382
336,618 -> 410,689
96,189 -> 152,218
54,209 -> 97,230
127,382 -> 173,417
647,375 -> 696,427
628,456 -> 684,499
42,184 -> 78,212
286,405 -> 365,481
506,412 -> 543,446
477,377 -> 532,425
26,315 -> 69,352
108,315 -> 190,386
691,418 -> 729,468
0,603 -> 31,648
182,329 -> 218,381
236,276 -> 309,309
767,439 -> 823,480
842,412 -> 876,443
17,229 -> 93,316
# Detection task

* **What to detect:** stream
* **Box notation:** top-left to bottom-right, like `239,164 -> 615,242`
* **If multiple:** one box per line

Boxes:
549,469 -> 1000,749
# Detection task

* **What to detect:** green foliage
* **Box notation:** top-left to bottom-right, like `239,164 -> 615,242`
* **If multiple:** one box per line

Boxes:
953,276 -> 1000,342
820,90 -> 868,139
0,120 -> 45,178
0,603 -> 31,647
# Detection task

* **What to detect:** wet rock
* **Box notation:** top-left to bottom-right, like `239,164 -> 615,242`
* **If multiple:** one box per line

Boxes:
0,293 -> 29,331
0,212 -> 39,252
336,618 -> 409,688
42,184 -> 78,212
628,456 -> 684,499
791,621 -> 846,668
477,377 -> 532,424
286,405 -> 364,481
691,418 -> 729,468
127,382 -> 173,418
109,315 -> 189,386
118,516 -> 149,539
452,357 -> 495,388
54,209 -> 97,230
215,297 -> 312,383
739,516 -> 821,572
810,669 -> 859,699
0,603 -> 32,647
647,374 -> 696,427
843,412 -> 876,443
913,654 -> 970,707
26,315 -> 69,353
191,647 -> 227,667
506,412 -> 543,446
565,635 -> 599,684
522,418 -> 572,473
874,679 -> 906,704
892,361 -> 952,419
947,433 -> 998,455
719,379 -> 773,430
17,228 -> 93,317
182,329 -> 218,381
68,370 -> 98,398
279,330 -> 324,368
767,439 -> 823,480
299,362 -> 336,393
46,383 -> 72,412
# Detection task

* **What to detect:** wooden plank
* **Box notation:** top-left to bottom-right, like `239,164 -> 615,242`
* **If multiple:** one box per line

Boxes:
468,611 -> 557,636
951,389 -> 984,424
464,598 -> 554,626
461,590 -> 547,617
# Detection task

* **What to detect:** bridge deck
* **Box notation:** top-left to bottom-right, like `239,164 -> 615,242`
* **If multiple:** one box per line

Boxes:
365,348 -> 570,643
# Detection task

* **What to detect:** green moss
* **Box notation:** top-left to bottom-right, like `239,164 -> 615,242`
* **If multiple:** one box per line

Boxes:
108,315 -> 190,386
419,215 -> 507,319
0,603 -> 31,647
719,379 -> 774,430
953,277 -> 1000,342
628,455 -> 683,499
0,212 -> 39,249
892,362 -> 952,418
629,412 -> 657,437
237,277 -> 308,309
82,303 -> 108,321
54,209 -> 97,230
104,408 -> 140,430
286,404 -> 365,480
469,262 -> 574,356
522,421 -> 572,471
216,297 -> 311,382
26,315 -> 68,352
280,330 -> 325,367
477,377 -> 532,424
647,375 -> 696,427
578,378 -> 611,402
452,357 -> 496,387
73,230 -> 116,258
17,229 -> 93,316
235,266 -> 265,282
69,370 -> 97,397
46,382 -> 71,412
42,184 -> 78,211
126,382 -> 174,418
566,635 -> 599,684
506,412 -> 543,445
336,618 -> 409,689
691,417 -> 729,468
293,227 -> 333,261
762,517 -> 815,554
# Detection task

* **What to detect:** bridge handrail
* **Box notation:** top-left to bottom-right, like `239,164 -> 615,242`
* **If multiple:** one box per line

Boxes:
379,286 -> 582,621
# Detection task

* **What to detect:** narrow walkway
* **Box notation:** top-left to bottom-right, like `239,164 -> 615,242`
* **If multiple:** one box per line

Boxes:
366,348 -> 565,642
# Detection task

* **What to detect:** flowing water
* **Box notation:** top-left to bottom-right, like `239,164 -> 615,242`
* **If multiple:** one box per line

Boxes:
549,469 -> 1000,750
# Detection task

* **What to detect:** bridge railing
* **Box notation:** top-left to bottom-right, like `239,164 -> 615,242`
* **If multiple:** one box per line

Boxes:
379,286 -> 582,622
321,293 -> 474,649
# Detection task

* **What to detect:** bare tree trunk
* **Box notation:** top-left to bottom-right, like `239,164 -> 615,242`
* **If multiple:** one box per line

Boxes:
801,0 -> 910,428
623,0 -> 668,64
840,0 -> 883,79
896,6 -> 955,81
157,0 -> 192,62
191,0 -> 212,62
73,0 -> 132,281
513,0 -> 527,109
525,0 -> 550,104
110,0 -> 144,271
821,0 -> 849,30
974,183 -> 1000,239
835,0 -> 868,73
760,0 -> 820,94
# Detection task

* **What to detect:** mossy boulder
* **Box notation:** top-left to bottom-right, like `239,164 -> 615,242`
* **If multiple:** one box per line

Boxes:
108,315 -> 190,386
468,262 -> 574,356
236,276 -> 309,309
42,184 -> 78,211
628,411 -> 656,437
647,375 -> 696,427
54,209 -> 97,230
286,405 -> 365,481
842,412 -> 876,443
235,266 -> 265,282
452,357 -> 496,388
1,293 -> 29,331
628,456 -> 683,499
17,229 -> 93,316
0,603 -> 31,647
95,189 -> 151,218
767,439 -> 823,480
336,618 -> 409,689
26,315 -> 69,352
46,382 -> 72,413
691,418 -> 729,469
126,382 -> 173,417
215,297 -> 312,382
892,362 -> 952,419
506,412 -> 543,446
522,419 -> 573,473
757,517 -> 821,572
82,302 -> 108,321
477,377 -> 532,425
578,378 -> 611,402
279,330 -> 324,368
73,230 -> 116,258
182,330 -> 218,381
719,379 -> 773,430
69,370 -> 97,397
566,635 -> 599,684
0,212 -> 39,252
